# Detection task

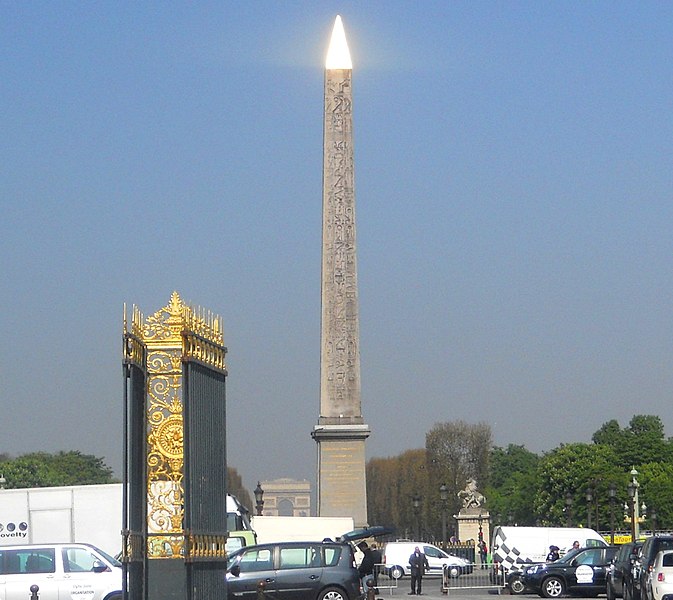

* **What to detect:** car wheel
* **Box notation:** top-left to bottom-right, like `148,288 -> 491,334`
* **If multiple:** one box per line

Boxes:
318,587 -> 347,600
390,565 -> 404,579
509,576 -> 526,595
541,576 -> 565,598
447,565 -> 460,578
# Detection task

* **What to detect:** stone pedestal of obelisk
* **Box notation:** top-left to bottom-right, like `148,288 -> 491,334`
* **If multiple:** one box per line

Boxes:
312,16 -> 370,527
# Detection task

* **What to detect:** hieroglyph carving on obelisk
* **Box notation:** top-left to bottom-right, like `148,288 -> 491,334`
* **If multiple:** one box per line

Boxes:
321,17 -> 360,421
313,16 -> 370,526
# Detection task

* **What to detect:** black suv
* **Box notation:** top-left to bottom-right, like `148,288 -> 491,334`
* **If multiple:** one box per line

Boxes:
520,546 -> 619,598
607,541 -> 643,600
625,536 -> 673,600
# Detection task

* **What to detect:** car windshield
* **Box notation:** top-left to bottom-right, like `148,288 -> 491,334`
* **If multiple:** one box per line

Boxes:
90,546 -> 122,568
556,548 -> 584,564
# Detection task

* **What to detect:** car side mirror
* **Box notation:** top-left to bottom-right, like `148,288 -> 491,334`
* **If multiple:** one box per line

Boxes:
92,560 -> 108,573
230,565 -> 241,577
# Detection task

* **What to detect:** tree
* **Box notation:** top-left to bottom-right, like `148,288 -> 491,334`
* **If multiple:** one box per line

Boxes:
485,445 -> 539,526
426,421 -> 491,513
592,415 -> 671,470
535,443 -> 623,528
0,451 -> 115,488
366,449 -> 429,538
592,419 -> 622,447
636,461 -> 673,530
227,467 -> 252,512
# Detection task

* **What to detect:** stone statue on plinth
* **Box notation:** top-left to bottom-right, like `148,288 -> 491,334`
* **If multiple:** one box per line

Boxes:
455,479 -> 489,550
458,478 -> 486,509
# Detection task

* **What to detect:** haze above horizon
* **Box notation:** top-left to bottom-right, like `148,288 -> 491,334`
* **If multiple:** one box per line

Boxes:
1,2 -> 672,493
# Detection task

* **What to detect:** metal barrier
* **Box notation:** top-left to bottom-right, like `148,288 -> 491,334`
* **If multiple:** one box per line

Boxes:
441,563 -> 504,595
374,563 -> 399,594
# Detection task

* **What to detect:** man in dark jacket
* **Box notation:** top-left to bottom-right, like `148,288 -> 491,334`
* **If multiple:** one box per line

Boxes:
408,546 -> 429,595
358,542 -> 376,591
371,544 -> 383,587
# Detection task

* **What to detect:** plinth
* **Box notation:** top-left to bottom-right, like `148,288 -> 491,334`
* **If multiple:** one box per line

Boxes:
455,508 -> 490,546
312,424 -> 369,526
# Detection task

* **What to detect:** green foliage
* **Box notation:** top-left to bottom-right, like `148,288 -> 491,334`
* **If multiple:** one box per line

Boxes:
535,443 -> 623,528
592,415 -> 671,470
366,414 -> 673,538
0,451 -> 115,488
631,462 -> 673,530
592,420 -> 622,446
485,445 -> 539,526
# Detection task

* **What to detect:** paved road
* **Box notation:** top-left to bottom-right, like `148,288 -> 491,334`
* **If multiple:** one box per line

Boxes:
375,588 -> 506,600
373,573 -> 508,600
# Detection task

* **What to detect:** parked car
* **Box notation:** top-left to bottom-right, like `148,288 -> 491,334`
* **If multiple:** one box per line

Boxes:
0,542 -> 122,600
520,545 -> 619,598
608,541 -> 643,600
382,541 -> 471,579
646,550 -> 673,600
626,536 -> 673,600
226,540 -> 362,600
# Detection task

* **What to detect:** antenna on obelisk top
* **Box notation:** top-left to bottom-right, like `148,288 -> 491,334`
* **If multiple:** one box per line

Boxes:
325,15 -> 352,70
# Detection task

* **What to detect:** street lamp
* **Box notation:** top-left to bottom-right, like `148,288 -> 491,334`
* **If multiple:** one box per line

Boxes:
627,472 -> 640,541
586,487 -> 593,529
439,484 -> 448,546
254,481 -> 265,516
609,483 -> 617,544
412,495 -> 422,541
478,513 -> 484,542
565,492 -> 573,527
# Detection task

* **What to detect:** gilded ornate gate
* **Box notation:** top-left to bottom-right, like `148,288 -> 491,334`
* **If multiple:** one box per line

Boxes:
123,292 -> 228,599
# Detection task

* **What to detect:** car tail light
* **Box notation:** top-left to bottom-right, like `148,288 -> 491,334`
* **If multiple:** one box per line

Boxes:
658,573 -> 665,582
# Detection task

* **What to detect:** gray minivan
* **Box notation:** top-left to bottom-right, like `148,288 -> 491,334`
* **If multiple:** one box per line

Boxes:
226,540 -> 362,600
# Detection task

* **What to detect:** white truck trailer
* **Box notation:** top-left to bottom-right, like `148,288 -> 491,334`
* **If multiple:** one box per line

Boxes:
0,483 -> 123,555
251,515 -> 354,545
0,483 -> 255,556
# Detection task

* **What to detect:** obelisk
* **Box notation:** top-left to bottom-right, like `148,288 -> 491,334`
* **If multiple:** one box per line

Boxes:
312,15 -> 370,526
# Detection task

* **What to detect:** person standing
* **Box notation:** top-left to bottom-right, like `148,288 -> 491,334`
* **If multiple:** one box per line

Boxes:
546,545 -> 560,562
478,540 -> 488,569
371,543 -> 383,588
408,546 -> 429,595
358,542 -> 376,592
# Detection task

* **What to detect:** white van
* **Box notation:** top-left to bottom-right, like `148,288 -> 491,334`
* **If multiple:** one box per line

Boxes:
0,542 -> 122,600
383,541 -> 471,579
491,526 -> 607,570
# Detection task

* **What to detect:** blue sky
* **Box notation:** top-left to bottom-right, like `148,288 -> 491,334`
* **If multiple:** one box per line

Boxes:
2,1 -> 672,494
